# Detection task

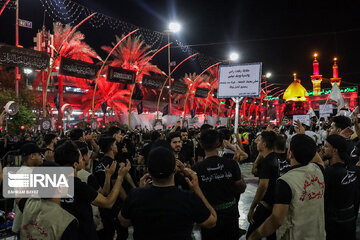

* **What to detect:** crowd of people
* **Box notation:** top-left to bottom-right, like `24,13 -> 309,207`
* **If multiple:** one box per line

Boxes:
0,114 -> 359,240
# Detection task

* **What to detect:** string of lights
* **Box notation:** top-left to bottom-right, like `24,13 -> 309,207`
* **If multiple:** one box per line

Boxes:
0,0 -> 16,10
0,0 -> 222,73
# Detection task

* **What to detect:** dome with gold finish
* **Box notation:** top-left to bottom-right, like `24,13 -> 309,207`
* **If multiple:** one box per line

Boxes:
283,73 -> 307,101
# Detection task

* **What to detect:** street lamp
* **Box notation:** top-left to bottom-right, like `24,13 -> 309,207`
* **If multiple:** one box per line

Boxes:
229,52 -> 239,62
165,22 -> 181,115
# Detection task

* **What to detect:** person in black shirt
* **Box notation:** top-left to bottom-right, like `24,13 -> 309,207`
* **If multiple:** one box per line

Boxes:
180,128 -> 194,165
274,135 -> 291,176
195,124 -> 213,163
328,116 -> 358,166
322,134 -> 359,240
247,131 -> 279,240
94,136 -> 129,240
168,132 -> 185,163
55,140 -> 130,240
138,131 -> 161,166
193,129 -> 246,240
118,146 -> 217,240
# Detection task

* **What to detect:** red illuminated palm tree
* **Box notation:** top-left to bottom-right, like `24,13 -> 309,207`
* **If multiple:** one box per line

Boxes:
173,73 -> 210,114
101,35 -> 163,101
33,22 -> 99,90
82,76 -> 131,115
81,35 -> 164,115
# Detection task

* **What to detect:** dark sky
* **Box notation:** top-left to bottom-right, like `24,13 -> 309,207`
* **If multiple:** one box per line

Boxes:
1,0 -> 360,90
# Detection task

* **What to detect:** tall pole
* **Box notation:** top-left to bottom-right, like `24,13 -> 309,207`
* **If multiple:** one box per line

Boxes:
232,97 -> 243,143
15,0 -> 19,97
167,32 -> 172,115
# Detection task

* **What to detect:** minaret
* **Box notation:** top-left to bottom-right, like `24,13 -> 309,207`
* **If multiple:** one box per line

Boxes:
330,57 -> 341,87
311,53 -> 322,95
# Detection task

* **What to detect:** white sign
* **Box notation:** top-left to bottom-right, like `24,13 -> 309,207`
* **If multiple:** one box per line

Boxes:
19,19 -> 32,29
293,114 -> 310,126
319,104 -> 333,114
217,62 -> 262,98
320,113 -> 330,119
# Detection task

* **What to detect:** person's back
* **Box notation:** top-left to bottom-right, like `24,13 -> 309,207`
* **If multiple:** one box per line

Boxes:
119,147 -> 216,240
20,198 -> 77,240
122,185 -> 208,240
323,134 -> 358,240
193,129 -> 245,240
277,162 -> 325,239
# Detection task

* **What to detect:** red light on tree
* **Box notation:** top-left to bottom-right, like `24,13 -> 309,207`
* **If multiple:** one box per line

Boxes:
20,126 -> 25,130
74,126 -> 78,129
58,125 -> 62,129
102,125 -> 105,128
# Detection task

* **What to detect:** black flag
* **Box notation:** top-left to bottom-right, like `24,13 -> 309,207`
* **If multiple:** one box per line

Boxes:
163,104 -> 169,116
101,101 -> 107,114
53,93 -> 60,110
137,101 -> 143,114
190,106 -> 196,119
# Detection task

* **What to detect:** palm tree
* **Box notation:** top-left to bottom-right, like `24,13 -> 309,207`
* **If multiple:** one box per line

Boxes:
33,22 -> 98,126
81,35 -> 164,118
173,73 -> 210,116
101,35 -> 163,101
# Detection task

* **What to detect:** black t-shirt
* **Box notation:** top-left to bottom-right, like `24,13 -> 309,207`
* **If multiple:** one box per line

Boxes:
180,140 -> 194,164
94,156 -> 124,218
87,174 -> 101,191
195,143 -> 205,162
192,155 -> 241,219
324,163 -> 359,217
61,177 -> 98,240
346,140 -> 358,166
257,152 -> 280,205
274,163 -> 325,205
140,142 -> 153,166
276,152 -> 291,176
121,185 -> 210,240
18,198 -> 78,240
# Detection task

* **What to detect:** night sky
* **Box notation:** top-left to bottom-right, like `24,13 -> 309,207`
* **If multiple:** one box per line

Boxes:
1,0 -> 360,90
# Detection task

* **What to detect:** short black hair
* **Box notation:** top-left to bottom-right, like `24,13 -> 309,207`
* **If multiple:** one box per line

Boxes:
260,131 -> 277,150
44,133 -> 57,146
290,134 -> 316,164
54,141 -> 80,167
274,135 -> 286,152
69,128 -> 84,141
332,116 -> 351,130
180,128 -> 188,133
75,140 -> 89,156
200,124 -> 213,133
98,136 -> 116,153
200,129 -> 220,151
218,128 -> 231,141
167,132 -> 181,143
107,126 -> 121,136
150,131 -> 161,142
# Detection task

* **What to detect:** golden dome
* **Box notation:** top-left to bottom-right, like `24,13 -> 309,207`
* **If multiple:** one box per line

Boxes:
283,77 -> 307,102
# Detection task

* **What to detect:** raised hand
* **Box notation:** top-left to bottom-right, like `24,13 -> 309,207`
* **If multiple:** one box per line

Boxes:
118,159 -> 131,178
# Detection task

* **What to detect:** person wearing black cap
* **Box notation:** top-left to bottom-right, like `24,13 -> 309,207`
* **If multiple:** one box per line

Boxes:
118,146 -> 217,240
249,134 -> 326,240
19,143 -> 43,167
323,134 -> 359,240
